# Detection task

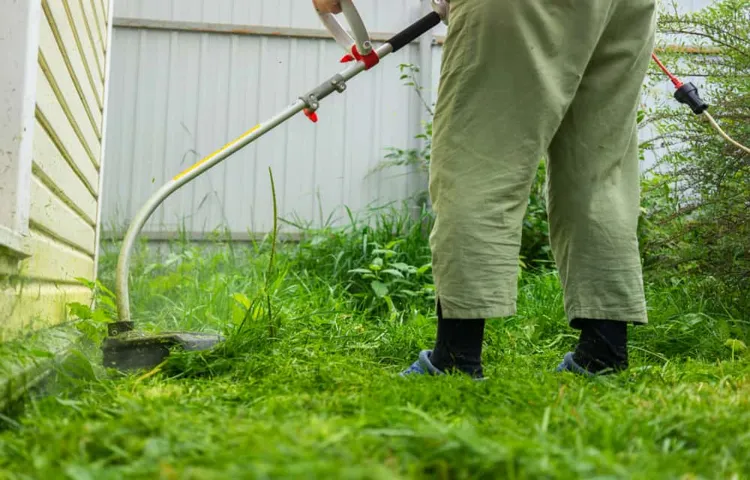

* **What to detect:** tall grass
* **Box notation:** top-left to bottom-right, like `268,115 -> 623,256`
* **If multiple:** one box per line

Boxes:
95,203 -> 747,368
1,205 -> 748,478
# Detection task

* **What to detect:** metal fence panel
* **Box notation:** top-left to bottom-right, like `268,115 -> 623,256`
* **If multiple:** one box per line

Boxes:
103,1 -> 428,238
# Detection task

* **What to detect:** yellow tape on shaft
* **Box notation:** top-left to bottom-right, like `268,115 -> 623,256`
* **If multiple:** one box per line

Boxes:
173,124 -> 261,181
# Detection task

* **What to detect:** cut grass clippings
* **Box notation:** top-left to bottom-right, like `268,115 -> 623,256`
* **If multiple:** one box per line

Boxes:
0,207 -> 748,479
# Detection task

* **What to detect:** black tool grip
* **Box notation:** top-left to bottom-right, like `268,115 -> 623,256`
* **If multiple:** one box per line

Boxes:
674,82 -> 709,115
387,11 -> 442,53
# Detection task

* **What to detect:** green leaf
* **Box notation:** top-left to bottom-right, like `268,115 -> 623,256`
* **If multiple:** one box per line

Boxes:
232,304 -> 247,326
369,258 -> 384,271
725,339 -> 747,352
92,309 -> 112,324
390,263 -> 412,271
382,269 -> 404,278
348,268 -> 373,275
74,277 -> 94,287
637,109 -> 646,124
99,296 -> 116,311
29,349 -> 54,358
371,281 -> 389,298
232,292 -> 251,310
68,302 -> 92,320
417,264 -> 432,275
96,282 -> 117,300
385,240 -> 403,250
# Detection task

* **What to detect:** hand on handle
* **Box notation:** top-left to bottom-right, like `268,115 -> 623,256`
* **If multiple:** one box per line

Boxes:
314,0 -> 372,59
432,0 -> 450,24
313,0 -> 342,14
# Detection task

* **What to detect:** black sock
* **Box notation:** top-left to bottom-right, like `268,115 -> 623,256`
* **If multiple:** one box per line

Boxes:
429,301 -> 485,377
571,319 -> 628,373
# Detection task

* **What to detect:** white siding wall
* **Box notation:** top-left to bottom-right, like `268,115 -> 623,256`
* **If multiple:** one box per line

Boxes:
100,0 -> 717,240
1,0 -> 113,341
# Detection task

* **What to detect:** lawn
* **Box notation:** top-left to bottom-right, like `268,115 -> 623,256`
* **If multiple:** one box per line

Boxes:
1,208 -> 748,479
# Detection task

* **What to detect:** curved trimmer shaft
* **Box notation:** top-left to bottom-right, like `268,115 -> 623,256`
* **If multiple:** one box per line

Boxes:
114,10 -> 444,325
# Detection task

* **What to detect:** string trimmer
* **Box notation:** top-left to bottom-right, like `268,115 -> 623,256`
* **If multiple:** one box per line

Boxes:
103,1 -> 749,372
102,0 -> 452,371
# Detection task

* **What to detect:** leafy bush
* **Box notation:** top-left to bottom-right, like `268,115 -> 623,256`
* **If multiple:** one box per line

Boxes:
288,205 -> 436,320
639,0 -> 749,303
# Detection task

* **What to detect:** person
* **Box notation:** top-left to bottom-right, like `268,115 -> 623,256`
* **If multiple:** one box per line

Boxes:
313,0 -> 656,379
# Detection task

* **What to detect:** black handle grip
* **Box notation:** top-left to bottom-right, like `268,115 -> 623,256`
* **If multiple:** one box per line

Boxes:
387,11 -> 442,53
674,82 -> 709,115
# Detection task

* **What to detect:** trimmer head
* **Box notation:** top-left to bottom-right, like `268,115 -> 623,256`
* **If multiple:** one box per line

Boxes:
101,322 -> 224,371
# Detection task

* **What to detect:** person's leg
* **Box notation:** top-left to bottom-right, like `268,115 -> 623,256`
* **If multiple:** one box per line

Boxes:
547,0 -> 657,374
402,0 -> 619,377
427,301 -> 486,377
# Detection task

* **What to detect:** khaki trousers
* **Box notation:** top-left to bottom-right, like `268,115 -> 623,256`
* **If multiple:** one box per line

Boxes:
429,0 -> 656,323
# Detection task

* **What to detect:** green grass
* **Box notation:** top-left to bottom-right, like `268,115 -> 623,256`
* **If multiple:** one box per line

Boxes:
1,207 -> 749,479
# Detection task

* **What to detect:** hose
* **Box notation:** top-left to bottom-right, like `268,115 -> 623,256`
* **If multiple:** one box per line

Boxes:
703,110 -> 750,155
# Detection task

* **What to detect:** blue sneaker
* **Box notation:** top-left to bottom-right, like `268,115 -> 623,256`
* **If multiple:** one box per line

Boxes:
400,350 -> 486,380
555,352 -> 596,377
400,350 -> 445,376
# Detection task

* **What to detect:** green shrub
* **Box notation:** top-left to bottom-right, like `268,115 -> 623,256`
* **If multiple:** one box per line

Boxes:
288,205 -> 436,320
639,0 -> 749,306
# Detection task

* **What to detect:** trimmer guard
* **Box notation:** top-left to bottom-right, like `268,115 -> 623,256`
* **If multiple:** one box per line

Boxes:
102,328 -> 224,372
